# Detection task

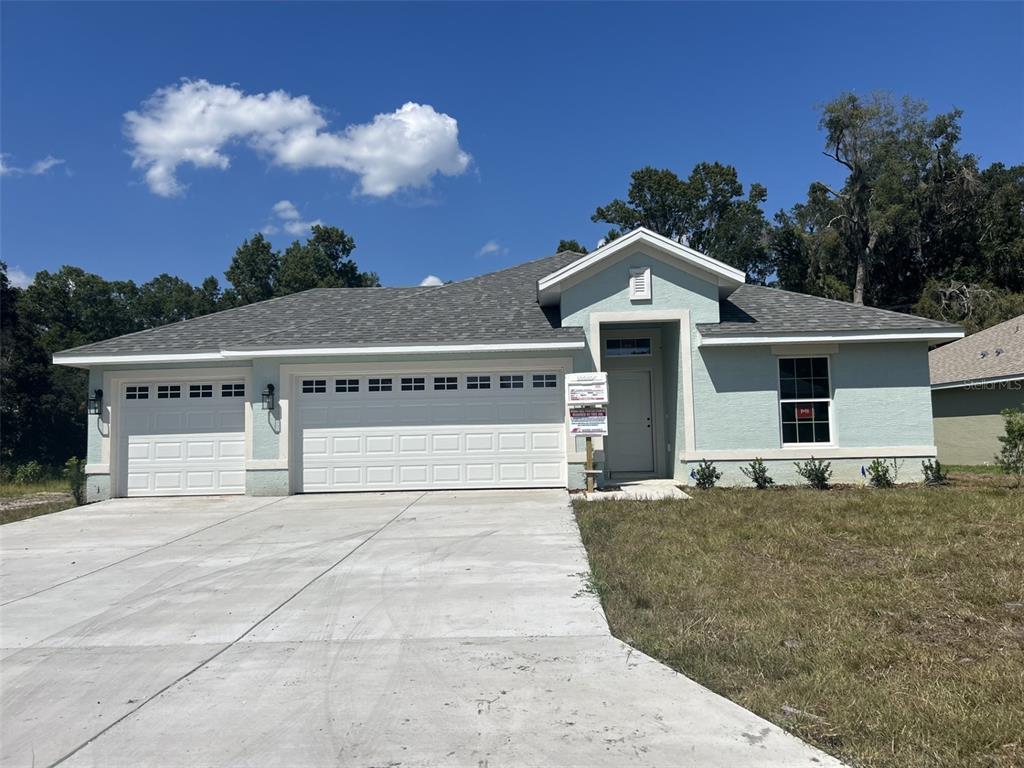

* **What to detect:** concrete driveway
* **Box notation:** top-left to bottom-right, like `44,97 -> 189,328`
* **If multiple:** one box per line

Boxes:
1,491 -> 840,767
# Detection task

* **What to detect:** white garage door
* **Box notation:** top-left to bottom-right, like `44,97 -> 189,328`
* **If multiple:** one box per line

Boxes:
296,370 -> 567,492
119,381 -> 246,497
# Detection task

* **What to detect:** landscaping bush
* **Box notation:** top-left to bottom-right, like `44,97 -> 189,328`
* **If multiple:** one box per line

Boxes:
691,459 -> 722,490
865,458 -> 900,488
794,457 -> 832,490
921,459 -> 949,486
995,408 -> 1024,488
64,457 -> 86,506
13,461 -> 46,485
740,457 -> 775,489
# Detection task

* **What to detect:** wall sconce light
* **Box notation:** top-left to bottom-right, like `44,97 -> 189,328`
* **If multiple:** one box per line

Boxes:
87,389 -> 103,415
261,383 -> 275,411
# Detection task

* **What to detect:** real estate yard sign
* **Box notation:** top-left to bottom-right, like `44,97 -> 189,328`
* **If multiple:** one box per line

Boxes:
566,373 -> 608,492
568,406 -> 608,436
565,372 -> 608,406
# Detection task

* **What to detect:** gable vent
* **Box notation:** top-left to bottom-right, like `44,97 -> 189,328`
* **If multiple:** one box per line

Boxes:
629,267 -> 651,301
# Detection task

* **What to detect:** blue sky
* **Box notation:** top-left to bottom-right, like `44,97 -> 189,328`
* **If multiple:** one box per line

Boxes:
2,2 -> 1022,290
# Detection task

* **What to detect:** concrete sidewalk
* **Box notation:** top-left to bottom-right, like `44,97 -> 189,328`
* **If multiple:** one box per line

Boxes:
0,491 -> 842,767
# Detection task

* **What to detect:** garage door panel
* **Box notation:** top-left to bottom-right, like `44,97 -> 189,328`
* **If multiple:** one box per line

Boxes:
121,382 -> 246,497
297,371 -> 567,492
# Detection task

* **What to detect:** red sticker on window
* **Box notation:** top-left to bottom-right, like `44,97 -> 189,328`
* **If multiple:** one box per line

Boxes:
796,405 -> 814,420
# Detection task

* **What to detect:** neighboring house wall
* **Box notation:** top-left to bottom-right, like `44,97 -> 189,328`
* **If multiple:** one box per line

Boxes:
932,383 -> 1024,464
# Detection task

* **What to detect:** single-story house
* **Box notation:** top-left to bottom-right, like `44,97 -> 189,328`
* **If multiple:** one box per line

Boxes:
930,314 -> 1024,465
55,228 -> 963,500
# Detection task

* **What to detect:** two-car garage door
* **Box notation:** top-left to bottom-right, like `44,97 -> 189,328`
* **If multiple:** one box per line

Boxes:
119,380 -> 246,497
296,369 -> 567,491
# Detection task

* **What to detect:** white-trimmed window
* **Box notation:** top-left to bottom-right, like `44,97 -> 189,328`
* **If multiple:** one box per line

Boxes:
779,357 -> 832,445
532,373 -> 557,388
189,384 -> 213,399
401,376 -> 426,392
335,379 -> 359,393
433,376 -> 458,391
368,378 -> 392,393
157,384 -> 181,399
126,385 -> 149,400
302,379 -> 327,394
606,338 -> 651,357
499,374 -> 524,389
466,375 -> 490,390
221,383 -> 245,398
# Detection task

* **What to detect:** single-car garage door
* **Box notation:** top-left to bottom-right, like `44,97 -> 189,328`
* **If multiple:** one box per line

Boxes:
119,380 -> 246,497
296,370 -> 566,491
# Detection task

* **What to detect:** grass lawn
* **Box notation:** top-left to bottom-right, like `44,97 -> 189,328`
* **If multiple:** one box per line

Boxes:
575,482 -> 1023,768
0,481 -> 77,525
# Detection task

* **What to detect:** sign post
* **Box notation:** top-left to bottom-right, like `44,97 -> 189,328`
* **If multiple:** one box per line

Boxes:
566,373 -> 609,493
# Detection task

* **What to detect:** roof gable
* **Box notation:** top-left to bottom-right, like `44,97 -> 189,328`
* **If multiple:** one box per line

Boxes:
537,227 -> 746,306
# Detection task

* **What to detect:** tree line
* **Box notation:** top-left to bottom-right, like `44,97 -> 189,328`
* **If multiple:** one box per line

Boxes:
1,225 -> 377,467
3,90 -> 1021,471
563,92 -> 1023,332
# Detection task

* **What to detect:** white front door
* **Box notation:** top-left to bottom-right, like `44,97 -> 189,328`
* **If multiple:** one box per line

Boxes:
119,381 -> 246,497
295,369 -> 567,492
606,370 -> 654,474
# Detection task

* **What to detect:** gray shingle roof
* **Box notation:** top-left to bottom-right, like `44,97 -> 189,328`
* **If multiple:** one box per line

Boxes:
696,284 -> 962,338
929,314 -> 1024,386
58,254 -> 965,360
58,253 -> 585,357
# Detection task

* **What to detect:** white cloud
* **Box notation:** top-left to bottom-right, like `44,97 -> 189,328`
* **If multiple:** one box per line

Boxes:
6,266 -> 33,289
262,199 -> 322,236
476,240 -> 506,258
1,153 -> 65,177
125,79 -> 471,197
419,274 -> 444,286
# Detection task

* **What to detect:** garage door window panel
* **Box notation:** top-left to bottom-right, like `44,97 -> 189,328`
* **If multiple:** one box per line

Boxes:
125,385 -> 149,400
302,379 -> 327,394
401,377 -> 426,392
157,385 -> 181,399
221,383 -> 245,397
189,384 -> 213,399
500,375 -> 524,389
433,376 -> 458,391
335,379 -> 359,393
369,378 -> 392,393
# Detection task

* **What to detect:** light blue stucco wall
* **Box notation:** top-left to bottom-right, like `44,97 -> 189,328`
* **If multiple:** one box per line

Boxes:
559,249 -> 721,483
693,341 -> 935,453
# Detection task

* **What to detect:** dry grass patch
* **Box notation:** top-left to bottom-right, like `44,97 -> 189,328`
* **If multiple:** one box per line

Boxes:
575,485 -> 1023,768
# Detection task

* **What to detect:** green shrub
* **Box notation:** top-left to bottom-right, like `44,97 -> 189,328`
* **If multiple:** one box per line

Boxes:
995,408 -> 1024,488
740,457 -> 775,490
921,459 -> 949,486
14,461 -> 45,485
866,458 -> 896,488
795,457 -> 832,490
691,459 -> 722,490
64,457 -> 86,505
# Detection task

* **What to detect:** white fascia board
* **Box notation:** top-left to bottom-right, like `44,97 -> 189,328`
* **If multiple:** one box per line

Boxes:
699,330 -> 965,347
222,341 -> 587,358
931,373 -> 1024,390
55,340 -> 586,367
537,227 -> 746,298
53,351 -> 226,367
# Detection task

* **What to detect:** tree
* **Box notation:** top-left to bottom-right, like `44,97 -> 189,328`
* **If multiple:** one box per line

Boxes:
276,225 -> 377,294
224,234 -> 279,304
592,163 -> 771,279
814,93 -> 968,305
556,239 -> 589,254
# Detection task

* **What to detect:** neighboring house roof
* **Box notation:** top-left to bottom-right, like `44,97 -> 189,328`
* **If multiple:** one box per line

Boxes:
55,252 -> 587,364
929,314 -> 1024,388
696,284 -> 963,345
